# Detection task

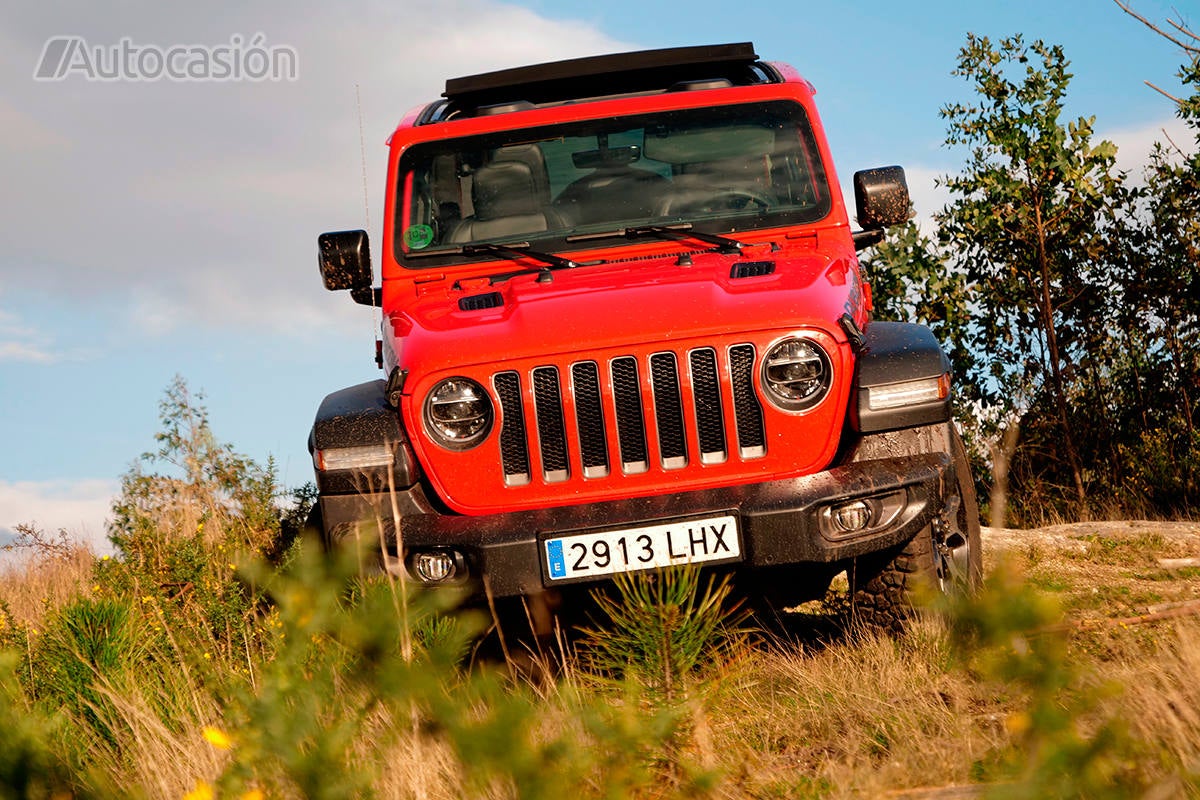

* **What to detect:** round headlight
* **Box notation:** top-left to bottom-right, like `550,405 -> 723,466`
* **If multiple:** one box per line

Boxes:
424,377 -> 492,449
760,338 -> 832,411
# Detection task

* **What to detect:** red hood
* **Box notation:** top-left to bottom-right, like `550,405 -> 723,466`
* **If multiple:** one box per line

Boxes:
384,242 -> 867,515
386,246 -> 862,375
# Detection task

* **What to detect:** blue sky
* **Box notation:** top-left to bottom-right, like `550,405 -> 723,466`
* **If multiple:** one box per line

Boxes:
0,0 -> 1194,550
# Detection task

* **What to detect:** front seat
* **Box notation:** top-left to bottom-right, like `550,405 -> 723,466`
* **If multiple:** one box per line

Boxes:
448,161 -> 567,243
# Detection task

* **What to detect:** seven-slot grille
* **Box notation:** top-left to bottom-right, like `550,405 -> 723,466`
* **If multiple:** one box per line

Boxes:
493,345 -> 766,486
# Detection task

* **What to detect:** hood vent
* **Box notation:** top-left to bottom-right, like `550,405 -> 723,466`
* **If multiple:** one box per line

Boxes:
730,261 -> 775,279
459,292 -> 504,311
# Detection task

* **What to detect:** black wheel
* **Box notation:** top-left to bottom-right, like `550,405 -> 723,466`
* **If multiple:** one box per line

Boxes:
850,426 -> 982,632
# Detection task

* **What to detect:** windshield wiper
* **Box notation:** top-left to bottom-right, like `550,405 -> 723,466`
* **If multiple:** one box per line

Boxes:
409,240 -> 591,284
566,223 -> 748,254
460,242 -> 579,270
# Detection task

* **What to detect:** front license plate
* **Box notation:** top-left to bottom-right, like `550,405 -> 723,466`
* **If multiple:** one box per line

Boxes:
543,514 -> 740,582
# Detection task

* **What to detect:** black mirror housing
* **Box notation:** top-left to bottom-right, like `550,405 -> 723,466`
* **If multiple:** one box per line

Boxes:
318,229 -> 373,291
853,166 -> 910,230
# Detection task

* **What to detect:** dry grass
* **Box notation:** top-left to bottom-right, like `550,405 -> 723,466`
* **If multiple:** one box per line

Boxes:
91,683 -> 229,800
363,705 -> 468,800
1116,622 -> 1200,786
987,521 -> 1200,643
687,522 -> 1200,797
0,540 -> 96,630
4,520 -> 1200,797
708,621 -> 1005,798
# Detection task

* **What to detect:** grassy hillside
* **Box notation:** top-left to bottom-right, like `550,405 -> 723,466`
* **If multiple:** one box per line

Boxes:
2,384 -> 1198,798
3,517 -> 1200,798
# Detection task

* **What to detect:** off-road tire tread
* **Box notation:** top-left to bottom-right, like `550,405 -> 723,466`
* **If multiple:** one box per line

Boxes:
849,525 -> 936,633
850,426 -> 980,632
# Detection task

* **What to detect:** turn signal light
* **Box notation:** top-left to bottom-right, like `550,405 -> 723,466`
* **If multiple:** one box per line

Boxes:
866,373 -> 951,411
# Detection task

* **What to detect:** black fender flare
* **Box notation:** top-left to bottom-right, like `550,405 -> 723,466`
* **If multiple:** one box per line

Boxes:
851,322 -> 952,434
309,380 -> 419,492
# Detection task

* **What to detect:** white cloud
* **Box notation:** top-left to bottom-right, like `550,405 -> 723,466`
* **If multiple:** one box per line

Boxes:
0,340 -> 59,363
0,478 -> 117,555
0,306 -> 61,363
0,1 -> 631,339
900,165 -> 951,238
1104,116 -> 1193,178
0,96 -> 71,154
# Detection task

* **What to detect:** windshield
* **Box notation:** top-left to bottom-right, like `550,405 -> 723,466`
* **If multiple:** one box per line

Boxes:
394,100 -> 830,266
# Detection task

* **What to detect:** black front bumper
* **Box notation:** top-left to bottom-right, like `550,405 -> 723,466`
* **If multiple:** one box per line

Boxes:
318,449 -> 953,598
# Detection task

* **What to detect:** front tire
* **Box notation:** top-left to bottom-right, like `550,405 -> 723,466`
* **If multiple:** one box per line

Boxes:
850,426 -> 982,632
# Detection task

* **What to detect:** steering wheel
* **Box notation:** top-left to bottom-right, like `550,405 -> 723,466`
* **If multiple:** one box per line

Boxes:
656,189 -> 774,216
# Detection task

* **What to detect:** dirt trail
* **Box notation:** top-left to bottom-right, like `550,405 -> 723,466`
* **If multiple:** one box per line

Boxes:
977,519 -> 1200,630
982,519 -> 1200,552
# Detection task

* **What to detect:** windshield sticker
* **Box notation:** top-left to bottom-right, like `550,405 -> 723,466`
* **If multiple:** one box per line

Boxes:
404,224 -> 434,250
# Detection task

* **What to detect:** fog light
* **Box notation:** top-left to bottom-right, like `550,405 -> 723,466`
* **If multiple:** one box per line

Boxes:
412,551 -> 458,584
833,500 -> 873,533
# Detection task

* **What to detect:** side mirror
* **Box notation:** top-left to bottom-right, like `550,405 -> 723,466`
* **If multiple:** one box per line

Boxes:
318,229 -> 372,291
853,166 -> 910,230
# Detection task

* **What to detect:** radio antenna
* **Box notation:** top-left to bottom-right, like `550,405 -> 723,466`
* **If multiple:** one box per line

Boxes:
356,83 -> 383,367
356,83 -> 371,234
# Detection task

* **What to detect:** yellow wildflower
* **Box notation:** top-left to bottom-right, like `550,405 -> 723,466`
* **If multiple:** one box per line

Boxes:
182,781 -> 214,800
202,726 -> 233,750
1005,711 -> 1032,736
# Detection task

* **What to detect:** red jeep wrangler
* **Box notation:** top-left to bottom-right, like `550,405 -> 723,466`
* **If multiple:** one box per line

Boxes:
310,43 -> 981,630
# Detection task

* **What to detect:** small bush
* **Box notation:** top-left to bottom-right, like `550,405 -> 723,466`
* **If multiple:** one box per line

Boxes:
578,567 -> 751,703
0,653 -> 98,800
32,596 -> 155,748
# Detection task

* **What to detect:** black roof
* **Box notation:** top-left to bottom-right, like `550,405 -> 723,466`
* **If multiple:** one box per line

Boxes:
441,43 -> 768,114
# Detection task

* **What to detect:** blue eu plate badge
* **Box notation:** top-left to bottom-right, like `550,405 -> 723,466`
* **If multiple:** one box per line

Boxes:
546,539 -> 566,579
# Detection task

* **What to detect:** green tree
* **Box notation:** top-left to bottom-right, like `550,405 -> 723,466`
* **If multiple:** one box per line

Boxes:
109,375 -> 281,560
1112,2 -> 1200,511
937,34 -> 1124,513
104,377 -> 299,664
